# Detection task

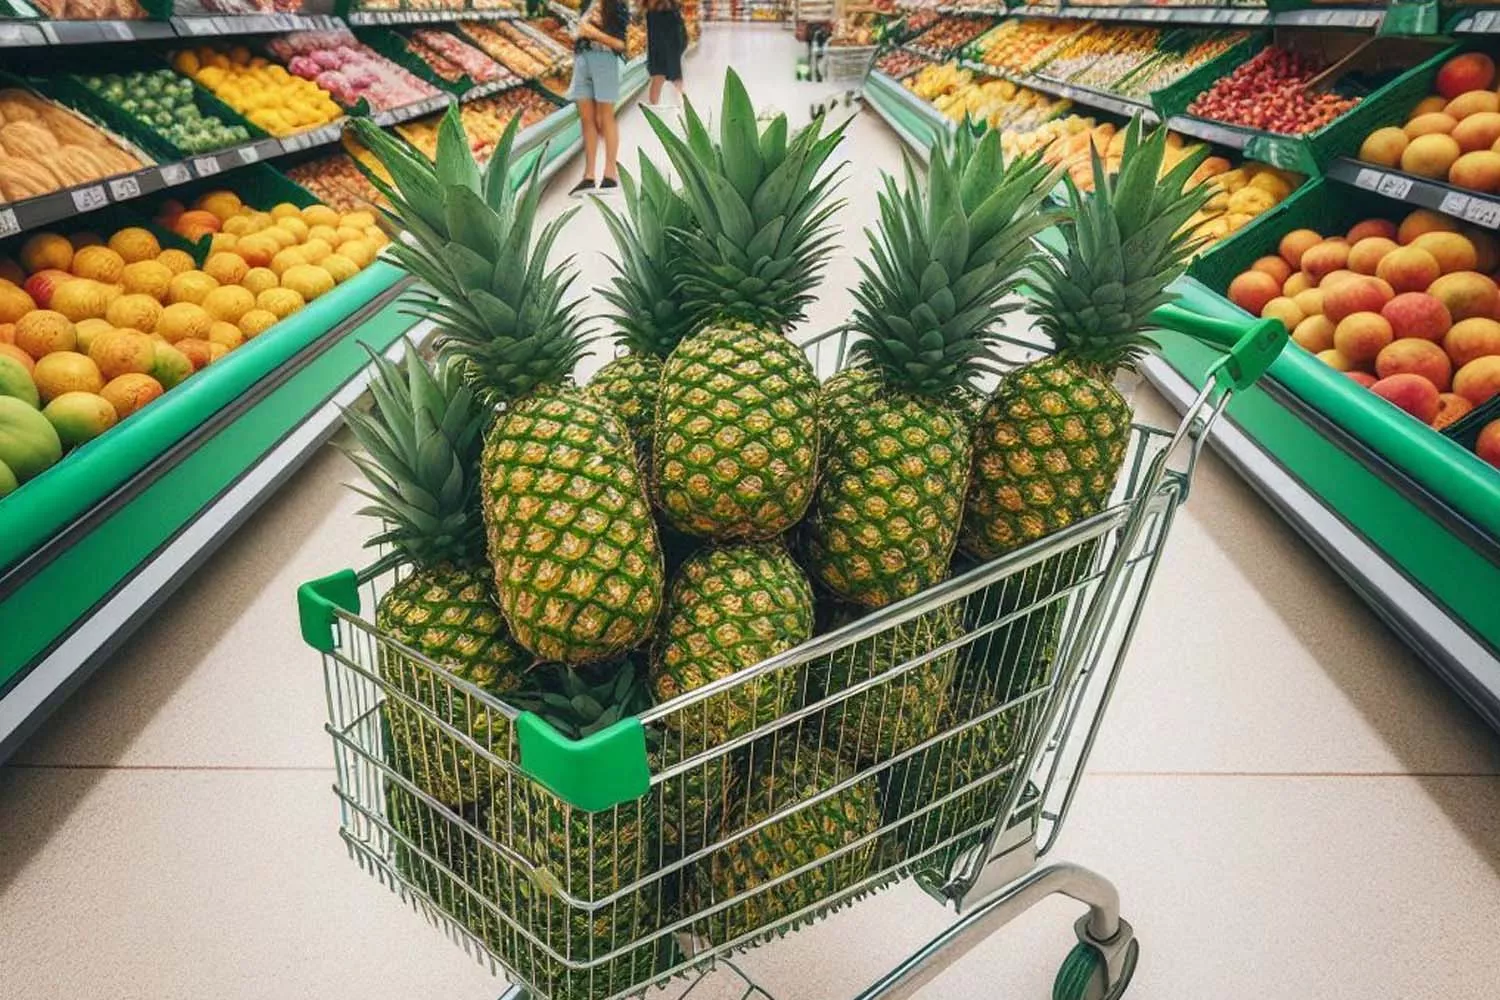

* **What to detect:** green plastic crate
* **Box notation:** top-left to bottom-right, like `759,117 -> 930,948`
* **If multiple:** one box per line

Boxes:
1150,30 -> 1268,120
357,26 -> 488,98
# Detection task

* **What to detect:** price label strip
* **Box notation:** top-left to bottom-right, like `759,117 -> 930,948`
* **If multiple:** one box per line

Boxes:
108,174 -> 142,200
70,184 -> 108,212
193,156 -> 222,177
0,208 -> 19,239
1463,198 -> 1500,229
1375,173 -> 1413,200
1353,167 -> 1383,191
159,162 -> 192,185
1439,190 -> 1472,217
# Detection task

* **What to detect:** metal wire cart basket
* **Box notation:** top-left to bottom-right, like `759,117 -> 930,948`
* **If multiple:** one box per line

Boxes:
298,304 -> 1285,1000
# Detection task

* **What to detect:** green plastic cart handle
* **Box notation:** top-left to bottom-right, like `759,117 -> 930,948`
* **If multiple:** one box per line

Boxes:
1149,303 -> 1288,393
297,569 -> 360,654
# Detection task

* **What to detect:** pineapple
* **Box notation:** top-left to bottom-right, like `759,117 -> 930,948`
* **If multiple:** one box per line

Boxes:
341,344 -> 530,808
807,129 -> 1058,608
689,744 -> 879,946
586,153 -> 698,451
960,120 -> 1210,561
649,543 -> 814,755
351,108 -> 664,666
641,70 -> 845,541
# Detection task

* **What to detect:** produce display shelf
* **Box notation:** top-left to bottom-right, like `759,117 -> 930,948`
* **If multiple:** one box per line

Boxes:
347,8 -> 521,25
1450,7 -> 1500,33
1139,280 -> 1500,734
0,13 -> 342,48
1324,156 -> 1500,230
1009,3 -> 1271,25
865,68 -> 952,158
958,58 -> 1162,124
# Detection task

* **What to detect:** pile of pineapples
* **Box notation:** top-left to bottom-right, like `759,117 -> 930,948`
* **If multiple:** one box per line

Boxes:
340,71 -> 1208,1000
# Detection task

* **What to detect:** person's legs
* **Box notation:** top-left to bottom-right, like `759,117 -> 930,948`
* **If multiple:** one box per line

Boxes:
597,101 -> 619,181
648,74 -> 665,104
577,97 -> 598,180
568,55 -> 598,194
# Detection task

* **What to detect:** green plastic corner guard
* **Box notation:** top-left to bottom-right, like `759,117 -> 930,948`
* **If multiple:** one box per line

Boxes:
0,260 -> 406,574
1148,304 -> 1287,392
516,712 -> 652,813
298,569 -> 361,655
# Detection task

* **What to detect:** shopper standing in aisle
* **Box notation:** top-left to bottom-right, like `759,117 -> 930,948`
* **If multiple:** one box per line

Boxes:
569,0 -> 631,196
644,0 -> 687,108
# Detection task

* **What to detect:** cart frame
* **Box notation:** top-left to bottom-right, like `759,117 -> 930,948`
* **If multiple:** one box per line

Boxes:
299,305 -> 1284,1000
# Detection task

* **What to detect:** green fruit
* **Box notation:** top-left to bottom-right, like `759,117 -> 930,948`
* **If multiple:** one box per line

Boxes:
0,458 -> 16,497
43,391 -> 117,448
0,395 -> 63,482
0,354 -> 39,408
150,342 -> 193,390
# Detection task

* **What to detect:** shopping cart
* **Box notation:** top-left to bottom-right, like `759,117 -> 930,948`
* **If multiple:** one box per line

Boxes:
808,42 -> 878,118
298,303 -> 1286,1000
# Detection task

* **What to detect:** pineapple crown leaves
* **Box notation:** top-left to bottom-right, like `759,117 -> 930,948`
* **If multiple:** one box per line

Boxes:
340,341 -> 487,568
849,127 -> 1062,397
641,68 -> 849,332
349,107 -> 591,405
508,660 -> 652,740
593,152 -> 701,358
1031,117 -> 1213,372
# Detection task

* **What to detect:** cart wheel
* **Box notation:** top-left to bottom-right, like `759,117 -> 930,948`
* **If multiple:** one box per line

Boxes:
1052,939 -> 1139,1000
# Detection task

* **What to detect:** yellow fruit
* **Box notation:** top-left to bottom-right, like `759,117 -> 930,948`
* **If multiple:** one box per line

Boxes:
203,252 -> 250,286
339,240 -> 375,268
256,287 -> 305,319
31,351 -> 102,402
107,227 -> 162,264
70,245 -> 126,284
234,234 -> 279,269
300,238 -> 332,264
120,260 -> 174,301
276,216 -> 309,242
89,328 -> 156,379
320,254 -> 359,284
0,282 -> 35,324
342,210 -> 376,230
280,264 -> 334,302
156,249 -> 196,275
223,216 -> 253,237
269,247 -> 307,277
270,202 -> 301,220
15,310 -> 78,359
50,280 -> 115,323
307,224 -> 340,246
364,226 -> 389,248
208,321 -> 246,351
334,225 -> 365,245
168,270 -> 220,306
202,285 -> 255,324
106,293 -> 164,333
301,204 -> 340,228
20,233 -> 74,274
238,308 -> 279,337
210,232 -> 239,254
74,317 -> 114,353
263,225 -> 297,250
156,302 -> 213,343
195,190 -> 243,222
240,267 -> 279,296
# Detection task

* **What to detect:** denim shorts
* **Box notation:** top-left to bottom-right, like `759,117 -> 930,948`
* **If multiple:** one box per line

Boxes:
570,50 -> 622,104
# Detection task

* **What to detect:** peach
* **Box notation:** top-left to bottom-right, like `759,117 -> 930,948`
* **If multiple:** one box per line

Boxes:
1251,255 -> 1292,285
1334,312 -> 1395,365
1447,150 -> 1500,192
1376,246 -> 1443,293
1348,236 -> 1397,274
1292,315 -> 1336,353
1453,112 -> 1500,153
1279,229 -> 1324,270
1372,373 -> 1441,422
1377,338 -> 1453,390
1358,127 -> 1408,167
1476,419 -> 1500,468
1324,276 -> 1393,323
1411,231 -> 1479,273
1428,270 -> 1499,320
1293,288 -> 1325,317
1466,228 -> 1499,271
1443,316 -> 1500,366
1283,272 -> 1314,297
1405,113 -> 1458,138
1347,218 -> 1398,243
1320,269 -> 1361,288
1302,241 -> 1352,283
1453,355 -> 1500,405
1436,53 -> 1496,100
1447,90 -> 1500,121
1347,371 -> 1378,388
1412,95 -> 1450,118
1433,392 -> 1474,429
1382,292 -> 1452,342
99,373 -> 163,419
1398,209 -> 1460,244
1316,348 -> 1356,371
1402,133 -> 1462,179
1229,270 -> 1282,316
1261,296 -> 1305,331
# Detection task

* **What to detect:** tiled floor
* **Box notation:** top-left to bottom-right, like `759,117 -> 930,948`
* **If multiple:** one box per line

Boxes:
4,25 -> 1500,1000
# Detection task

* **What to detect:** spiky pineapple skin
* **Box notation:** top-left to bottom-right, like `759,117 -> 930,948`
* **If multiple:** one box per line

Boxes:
656,749 -> 743,862
815,606 -> 962,766
649,544 -> 813,753
691,746 -> 879,946
809,387 -> 972,608
652,322 -> 820,541
481,386 -> 664,665
960,357 -> 1131,562
586,353 -> 663,449
377,563 -> 529,807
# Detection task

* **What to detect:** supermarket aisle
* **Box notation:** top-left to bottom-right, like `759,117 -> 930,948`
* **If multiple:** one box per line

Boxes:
3,24 -> 1500,1000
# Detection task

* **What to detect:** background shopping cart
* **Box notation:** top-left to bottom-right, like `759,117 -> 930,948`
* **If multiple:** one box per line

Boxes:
299,304 -> 1285,1000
